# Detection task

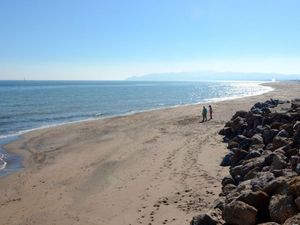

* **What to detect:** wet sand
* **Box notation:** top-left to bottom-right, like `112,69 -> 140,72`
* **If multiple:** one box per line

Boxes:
0,81 -> 299,225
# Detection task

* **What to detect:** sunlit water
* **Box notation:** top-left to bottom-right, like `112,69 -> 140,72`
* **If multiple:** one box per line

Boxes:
0,80 -> 272,176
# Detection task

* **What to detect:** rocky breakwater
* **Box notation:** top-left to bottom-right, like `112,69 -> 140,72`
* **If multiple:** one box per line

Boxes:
191,98 -> 300,225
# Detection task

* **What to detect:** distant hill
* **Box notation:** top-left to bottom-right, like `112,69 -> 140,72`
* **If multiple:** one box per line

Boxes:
127,71 -> 300,81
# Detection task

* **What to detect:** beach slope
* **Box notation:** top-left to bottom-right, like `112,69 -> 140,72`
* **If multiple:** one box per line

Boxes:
0,82 -> 299,225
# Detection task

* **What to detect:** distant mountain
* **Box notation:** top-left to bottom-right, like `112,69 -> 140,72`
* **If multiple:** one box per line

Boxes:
127,71 -> 300,81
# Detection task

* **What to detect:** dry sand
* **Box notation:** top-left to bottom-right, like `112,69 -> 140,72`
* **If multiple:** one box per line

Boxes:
0,82 -> 299,225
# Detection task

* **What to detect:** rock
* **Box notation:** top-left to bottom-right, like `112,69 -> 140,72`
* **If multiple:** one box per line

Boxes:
250,171 -> 275,191
288,176 -> 300,196
231,149 -> 248,166
293,121 -> 300,130
262,129 -> 278,145
251,133 -> 264,145
293,128 -> 300,146
245,150 -> 261,160
228,140 -> 239,149
269,194 -> 298,223
224,200 -> 257,225
222,175 -> 235,186
263,177 -> 289,196
271,122 -> 284,130
270,153 -> 287,171
280,123 -> 294,136
190,208 -> 224,225
291,98 -> 300,109
220,152 -> 234,167
276,129 -> 290,138
222,184 -> 236,196
232,110 -> 249,119
286,148 -> 299,158
219,127 -> 232,136
290,156 -> 299,170
283,213 -> 300,225
231,117 -> 247,133
236,190 -> 270,222
230,165 -> 243,178
294,196 -> 300,210
212,197 -> 225,211
296,163 -> 300,175
271,136 -> 290,150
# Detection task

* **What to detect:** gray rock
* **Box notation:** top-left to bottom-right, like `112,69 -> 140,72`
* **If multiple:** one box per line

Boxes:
269,194 -> 298,223
224,200 -> 257,225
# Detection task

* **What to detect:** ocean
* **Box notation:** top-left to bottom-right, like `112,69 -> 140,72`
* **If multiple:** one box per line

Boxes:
0,80 -> 272,176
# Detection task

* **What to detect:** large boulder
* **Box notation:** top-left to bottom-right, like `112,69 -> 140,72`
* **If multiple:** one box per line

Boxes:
236,190 -> 270,222
269,194 -> 298,223
230,117 -> 247,133
223,200 -> 257,225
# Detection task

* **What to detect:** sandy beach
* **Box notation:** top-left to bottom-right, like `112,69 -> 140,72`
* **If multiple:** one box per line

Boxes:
0,81 -> 299,225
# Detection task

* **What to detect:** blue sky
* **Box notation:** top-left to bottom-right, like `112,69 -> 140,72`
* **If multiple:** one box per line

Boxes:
1,0 -> 300,80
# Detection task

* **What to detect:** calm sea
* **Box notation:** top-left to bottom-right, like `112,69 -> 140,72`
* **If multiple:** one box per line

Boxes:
0,80 -> 272,176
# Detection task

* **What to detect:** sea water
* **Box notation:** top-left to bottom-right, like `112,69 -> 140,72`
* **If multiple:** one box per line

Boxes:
0,80 -> 272,176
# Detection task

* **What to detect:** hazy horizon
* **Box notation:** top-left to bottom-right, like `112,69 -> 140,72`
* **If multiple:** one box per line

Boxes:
1,1 -> 300,80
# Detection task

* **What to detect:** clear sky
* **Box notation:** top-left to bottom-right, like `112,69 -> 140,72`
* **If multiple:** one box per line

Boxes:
1,0 -> 300,80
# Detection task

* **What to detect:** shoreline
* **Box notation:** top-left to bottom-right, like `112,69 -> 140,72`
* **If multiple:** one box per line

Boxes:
0,81 -> 273,177
0,81 -> 299,225
0,81 -> 273,140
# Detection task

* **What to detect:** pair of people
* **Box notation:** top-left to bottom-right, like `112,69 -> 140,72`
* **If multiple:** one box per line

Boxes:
201,105 -> 213,122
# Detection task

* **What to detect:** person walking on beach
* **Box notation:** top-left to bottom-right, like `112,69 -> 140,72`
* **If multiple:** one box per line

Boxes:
202,106 -> 208,122
209,105 -> 213,120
